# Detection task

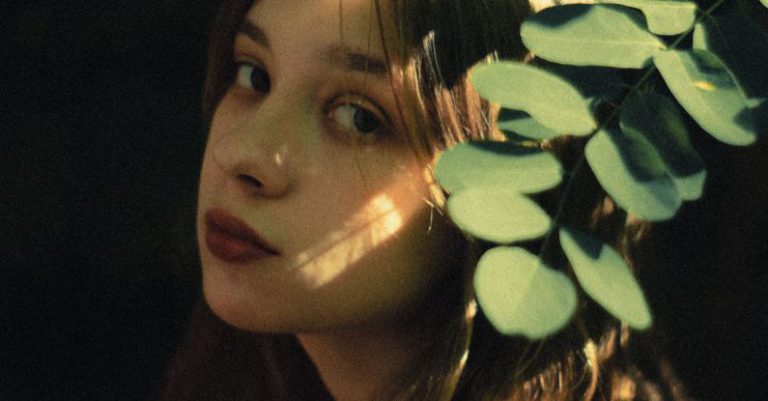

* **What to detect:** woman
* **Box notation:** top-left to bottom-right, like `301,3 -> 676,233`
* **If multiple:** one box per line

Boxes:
162,0 -> 685,400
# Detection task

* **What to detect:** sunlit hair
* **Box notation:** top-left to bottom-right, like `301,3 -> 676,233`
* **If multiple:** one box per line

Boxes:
162,1 -> 690,400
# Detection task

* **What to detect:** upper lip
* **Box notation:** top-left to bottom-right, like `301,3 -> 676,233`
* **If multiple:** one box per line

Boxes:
204,208 -> 280,255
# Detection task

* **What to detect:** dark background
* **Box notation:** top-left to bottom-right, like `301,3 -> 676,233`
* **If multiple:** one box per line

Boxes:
2,1 -> 216,400
1,1 -> 766,400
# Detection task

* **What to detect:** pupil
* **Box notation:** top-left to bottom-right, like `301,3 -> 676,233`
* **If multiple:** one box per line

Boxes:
353,108 -> 380,134
250,67 -> 270,92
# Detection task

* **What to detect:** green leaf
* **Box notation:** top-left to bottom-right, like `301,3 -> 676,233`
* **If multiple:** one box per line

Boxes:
586,128 -> 681,221
447,188 -> 551,243
497,109 -> 562,140
474,246 -> 577,338
620,92 -> 706,200
597,0 -> 697,36
435,141 -> 562,194
654,49 -> 757,145
692,22 -> 708,51
545,65 -> 625,111
521,4 -> 666,69
762,0 -> 768,8
690,11 -> 768,101
471,61 -> 596,135
559,227 -> 652,330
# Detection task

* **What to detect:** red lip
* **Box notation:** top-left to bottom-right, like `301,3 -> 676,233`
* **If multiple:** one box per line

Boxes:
204,209 -> 279,264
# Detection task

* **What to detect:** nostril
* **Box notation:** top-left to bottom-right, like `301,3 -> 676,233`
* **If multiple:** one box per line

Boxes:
237,174 -> 264,188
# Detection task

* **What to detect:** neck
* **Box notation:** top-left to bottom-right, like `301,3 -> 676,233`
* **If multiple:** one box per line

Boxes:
296,323 -> 426,401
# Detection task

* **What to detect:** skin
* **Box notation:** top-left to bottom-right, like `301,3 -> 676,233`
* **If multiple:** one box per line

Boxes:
196,0 -> 464,398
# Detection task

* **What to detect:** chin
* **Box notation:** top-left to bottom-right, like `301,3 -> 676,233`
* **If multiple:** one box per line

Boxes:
200,272 -> 309,334
200,269 -> 263,332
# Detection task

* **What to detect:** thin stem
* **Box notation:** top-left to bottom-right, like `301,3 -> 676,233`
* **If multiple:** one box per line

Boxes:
537,154 -> 586,259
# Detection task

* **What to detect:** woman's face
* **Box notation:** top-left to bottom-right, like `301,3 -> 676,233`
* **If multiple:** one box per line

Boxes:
197,0 -> 463,333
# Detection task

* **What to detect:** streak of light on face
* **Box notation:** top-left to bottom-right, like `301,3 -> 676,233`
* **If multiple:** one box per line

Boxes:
294,193 -> 404,288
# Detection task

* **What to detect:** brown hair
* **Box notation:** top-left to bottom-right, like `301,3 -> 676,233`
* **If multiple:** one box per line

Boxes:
161,0 -> 690,400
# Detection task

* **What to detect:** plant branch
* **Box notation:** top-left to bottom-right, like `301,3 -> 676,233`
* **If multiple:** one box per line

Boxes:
535,0 -> 729,263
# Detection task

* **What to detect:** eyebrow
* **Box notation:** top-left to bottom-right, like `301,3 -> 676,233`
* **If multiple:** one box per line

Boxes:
239,20 -> 271,51
322,45 -> 389,77
238,20 -> 389,78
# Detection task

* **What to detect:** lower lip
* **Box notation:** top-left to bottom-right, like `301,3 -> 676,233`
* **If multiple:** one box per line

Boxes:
205,224 -> 274,265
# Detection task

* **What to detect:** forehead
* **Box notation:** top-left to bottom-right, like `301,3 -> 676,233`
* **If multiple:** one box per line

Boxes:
245,0 -> 391,58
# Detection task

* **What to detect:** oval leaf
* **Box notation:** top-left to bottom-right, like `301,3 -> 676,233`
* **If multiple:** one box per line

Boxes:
692,22 -> 709,51
559,227 -> 652,329
654,49 -> 757,145
471,61 -> 596,135
691,11 -> 768,101
545,65 -> 625,112
620,92 -> 706,200
475,246 -> 577,338
498,109 -> 562,140
597,0 -> 697,36
448,188 -> 551,243
521,4 -> 666,68
586,128 -> 681,221
435,141 -> 562,194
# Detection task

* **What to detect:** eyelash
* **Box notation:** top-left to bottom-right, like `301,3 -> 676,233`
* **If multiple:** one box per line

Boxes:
232,60 -> 392,140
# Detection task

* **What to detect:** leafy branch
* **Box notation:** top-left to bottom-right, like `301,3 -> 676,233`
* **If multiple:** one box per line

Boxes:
435,0 -> 765,339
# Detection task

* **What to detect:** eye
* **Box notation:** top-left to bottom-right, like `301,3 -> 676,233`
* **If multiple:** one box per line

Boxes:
328,100 -> 388,138
235,62 -> 271,94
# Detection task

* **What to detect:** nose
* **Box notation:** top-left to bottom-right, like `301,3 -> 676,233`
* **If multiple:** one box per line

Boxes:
210,105 -> 296,198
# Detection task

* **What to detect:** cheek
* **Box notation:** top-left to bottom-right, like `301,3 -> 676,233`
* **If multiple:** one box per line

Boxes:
294,183 -> 465,329
339,204 -> 466,328
198,110 -> 230,198
289,158 -> 431,283
196,147 -> 228,233
210,92 -> 247,135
